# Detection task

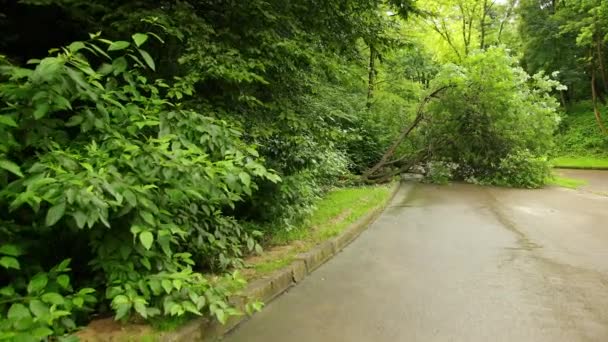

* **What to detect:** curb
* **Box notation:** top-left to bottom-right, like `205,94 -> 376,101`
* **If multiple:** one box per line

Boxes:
162,181 -> 409,342
554,166 -> 608,170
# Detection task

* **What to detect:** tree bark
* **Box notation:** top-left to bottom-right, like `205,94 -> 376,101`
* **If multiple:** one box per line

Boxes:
591,68 -> 608,134
367,44 -> 377,109
497,0 -> 515,44
560,90 -> 567,108
480,0 -> 489,50
362,85 -> 453,180
596,37 -> 608,95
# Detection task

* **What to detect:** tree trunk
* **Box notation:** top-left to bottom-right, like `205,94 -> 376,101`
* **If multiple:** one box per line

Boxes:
497,0 -> 515,43
596,37 -> 608,95
367,45 -> 377,109
480,0 -> 488,50
591,68 -> 608,134
362,85 -> 453,180
560,90 -> 567,108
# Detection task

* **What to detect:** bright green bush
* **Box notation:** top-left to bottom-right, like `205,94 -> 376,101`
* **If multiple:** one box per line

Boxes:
423,47 -> 562,187
481,150 -> 552,188
0,247 -> 96,341
423,162 -> 454,185
0,34 -> 278,338
555,101 -> 608,155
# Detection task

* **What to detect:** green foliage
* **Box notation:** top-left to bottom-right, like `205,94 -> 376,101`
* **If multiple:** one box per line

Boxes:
0,248 -> 96,341
555,101 -> 608,155
423,162 -> 454,185
423,47 -> 562,187
0,33 -> 279,338
481,149 -> 552,189
519,0 -> 608,104
548,174 -> 589,189
552,155 -> 608,169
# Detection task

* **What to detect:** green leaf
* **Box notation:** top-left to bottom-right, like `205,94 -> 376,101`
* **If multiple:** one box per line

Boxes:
182,301 -> 201,315
114,303 -> 131,321
132,33 -> 149,47
0,256 -> 20,270
141,257 -> 151,270
148,279 -> 162,295
53,259 -> 71,272
239,172 -> 251,187
72,211 -> 87,228
112,57 -> 128,75
133,301 -> 148,318
0,159 -> 23,177
140,211 -> 155,226
0,244 -> 22,257
108,41 -> 130,51
33,103 -> 49,119
7,303 -> 30,321
123,190 -> 137,206
46,202 -> 66,226
27,273 -> 49,294
215,309 -> 227,324
31,327 -> 53,340
29,300 -> 49,319
138,49 -> 155,71
0,115 -> 17,127
196,295 -> 206,310
139,231 -> 154,250
161,279 -> 172,294
41,292 -> 64,305
68,41 -> 85,52
73,297 -> 84,308
57,274 -> 70,289
65,115 -> 84,127
97,63 -> 113,75
0,285 -> 15,297
112,294 -> 130,305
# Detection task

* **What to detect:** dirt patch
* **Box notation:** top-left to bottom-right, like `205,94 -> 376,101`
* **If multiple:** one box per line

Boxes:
242,244 -> 299,279
75,318 -> 156,342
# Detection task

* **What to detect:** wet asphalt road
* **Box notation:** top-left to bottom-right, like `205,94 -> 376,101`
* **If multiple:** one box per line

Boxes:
225,172 -> 608,342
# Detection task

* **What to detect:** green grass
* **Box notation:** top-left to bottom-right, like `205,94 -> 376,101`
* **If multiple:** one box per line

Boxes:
552,156 -> 608,169
271,184 -> 392,245
252,255 -> 295,274
547,175 -> 588,189
248,184 -> 393,277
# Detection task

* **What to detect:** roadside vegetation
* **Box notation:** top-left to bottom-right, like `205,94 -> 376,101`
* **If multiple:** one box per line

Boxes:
247,184 -> 393,278
547,175 -> 589,190
0,0 -> 607,340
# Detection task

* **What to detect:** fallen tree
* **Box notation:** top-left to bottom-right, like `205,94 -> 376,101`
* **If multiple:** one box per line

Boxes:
362,47 -> 563,188
361,85 -> 452,183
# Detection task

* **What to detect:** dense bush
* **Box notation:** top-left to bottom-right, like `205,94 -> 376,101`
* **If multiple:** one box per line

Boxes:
0,35 -> 280,338
422,47 -> 562,187
555,101 -> 608,155
480,149 -> 552,188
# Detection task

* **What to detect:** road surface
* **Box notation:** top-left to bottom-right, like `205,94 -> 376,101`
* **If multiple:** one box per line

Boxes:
225,172 -> 608,342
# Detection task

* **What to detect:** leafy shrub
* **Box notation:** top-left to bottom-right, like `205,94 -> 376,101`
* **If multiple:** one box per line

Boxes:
423,162 -> 454,185
0,245 -> 96,341
481,149 -> 552,188
0,33 -> 278,338
423,47 -> 562,187
555,101 -> 608,155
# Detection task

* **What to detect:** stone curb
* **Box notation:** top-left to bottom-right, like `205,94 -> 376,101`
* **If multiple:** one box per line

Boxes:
161,181 -> 408,342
